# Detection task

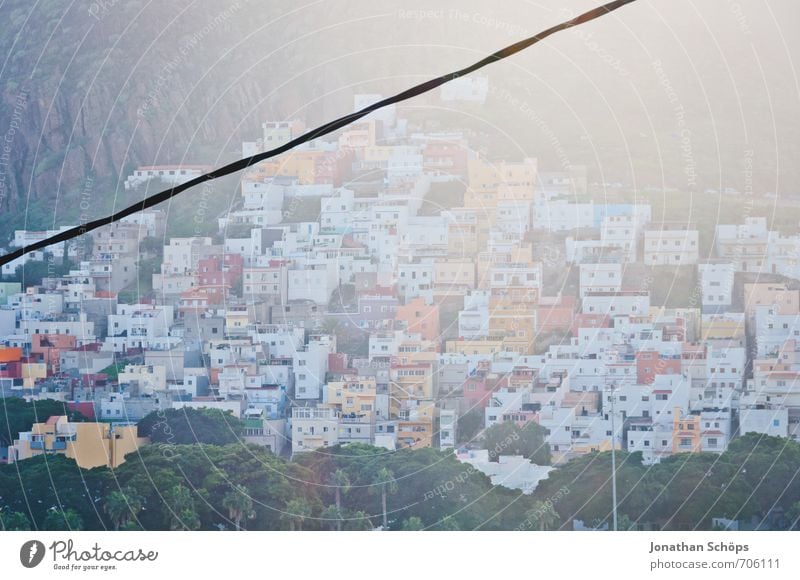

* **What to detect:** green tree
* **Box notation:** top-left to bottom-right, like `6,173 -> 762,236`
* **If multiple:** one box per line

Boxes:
457,408 -> 484,444
282,498 -> 312,531
138,236 -> 165,258
524,500 -> 561,531
433,516 -> 460,531
328,469 -> 351,531
0,509 -> 31,530
370,468 -> 398,530
616,513 -> 637,531
104,487 -> 144,530
786,500 -> 800,531
483,421 -> 550,465
222,484 -> 255,531
137,408 -> 244,445
342,510 -> 373,531
165,485 -> 201,531
401,516 -> 424,531
43,508 -> 84,531
320,504 -> 343,531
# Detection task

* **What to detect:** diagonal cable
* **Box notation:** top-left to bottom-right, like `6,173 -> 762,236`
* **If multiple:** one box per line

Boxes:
0,0 -> 640,268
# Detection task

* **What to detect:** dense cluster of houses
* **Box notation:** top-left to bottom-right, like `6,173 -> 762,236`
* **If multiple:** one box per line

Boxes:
1,82 -> 799,476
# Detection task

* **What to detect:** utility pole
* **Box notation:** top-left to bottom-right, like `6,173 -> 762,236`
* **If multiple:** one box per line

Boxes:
609,385 -> 618,531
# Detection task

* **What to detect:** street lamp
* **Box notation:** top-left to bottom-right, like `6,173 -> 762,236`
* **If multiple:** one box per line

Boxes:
609,384 -> 618,531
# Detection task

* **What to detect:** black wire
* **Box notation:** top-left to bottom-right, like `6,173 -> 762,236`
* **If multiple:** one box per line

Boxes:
0,0 -> 639,268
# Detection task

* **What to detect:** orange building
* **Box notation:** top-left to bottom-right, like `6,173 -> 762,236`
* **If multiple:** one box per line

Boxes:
31,334 -> 77,375
395,298 -> 440,342
0,347 -> 22,363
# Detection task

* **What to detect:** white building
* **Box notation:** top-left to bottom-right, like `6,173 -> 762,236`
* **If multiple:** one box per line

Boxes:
106,304 -> 174,352
699,261 -> 735,314
293,334 -> 336,400
287,258 -> 339,305
124,165 -> 210,190
582,291 -> 650,317
579,262 -> 622,299
291,406 -> 339,454
644,228 -> 699,266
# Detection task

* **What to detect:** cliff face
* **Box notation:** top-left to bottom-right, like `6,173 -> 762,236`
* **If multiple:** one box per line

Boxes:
0,0 -> 351,231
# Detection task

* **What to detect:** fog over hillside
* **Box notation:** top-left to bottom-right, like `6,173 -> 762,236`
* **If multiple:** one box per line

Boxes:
0,0 -> 797,236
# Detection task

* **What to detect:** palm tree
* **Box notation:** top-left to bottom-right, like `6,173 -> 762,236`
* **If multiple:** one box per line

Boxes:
525,500 -> 560,531
435,516 -> 460,531
616,513 -> 636,531
104,487 -> 144,530
370,468 -> 397,530
328,469 -> 351,531
343,510 -> 374,531
222,484 -> 255,531
282,498 -> 311,531
401,516 -> 424,531
43,508 -> 84,531
320,504 -> 343,531
787,500 -> 800,531
165,485 -> 201,531
0,509 -> 31,531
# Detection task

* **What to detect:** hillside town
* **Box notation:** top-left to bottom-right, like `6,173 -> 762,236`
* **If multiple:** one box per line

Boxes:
1,78 -> 798,492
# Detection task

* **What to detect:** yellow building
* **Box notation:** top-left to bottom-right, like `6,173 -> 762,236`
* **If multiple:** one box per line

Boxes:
445,338 -> 505,356
700,314 -> 746,347
324,377 -> 378,419
446,208 -> 483,256
9,416 -> 148,469
397,400 -> 436,449
476,242 -> 535,289
465,158 -> 537,208
489,309 -> 537,355
434,258 -> 476,293
672,410 -> 701,454
389,362 -> 434,417
224,308 -> 251,335
393,336 -> 439,366
20,363 -> 47,388
244,146 -> 337,185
